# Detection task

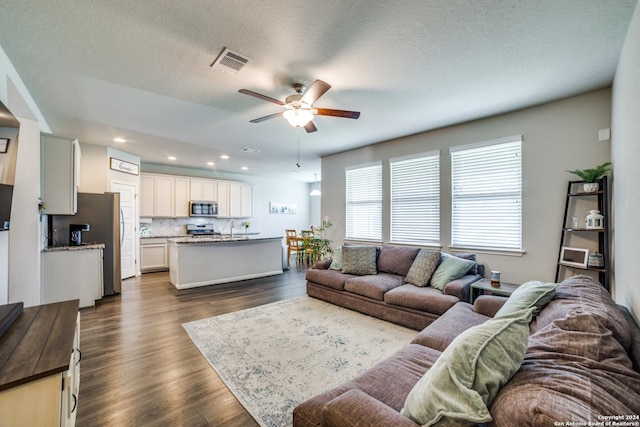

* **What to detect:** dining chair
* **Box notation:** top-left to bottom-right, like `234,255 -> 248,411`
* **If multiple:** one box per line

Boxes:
285,229 -> 302,266
300,230 -> 316,264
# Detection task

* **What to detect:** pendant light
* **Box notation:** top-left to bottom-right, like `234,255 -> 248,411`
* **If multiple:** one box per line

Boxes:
309,173 -> 321,196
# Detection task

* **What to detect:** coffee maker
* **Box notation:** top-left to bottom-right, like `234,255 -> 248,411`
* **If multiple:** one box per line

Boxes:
69,223 -> 90,246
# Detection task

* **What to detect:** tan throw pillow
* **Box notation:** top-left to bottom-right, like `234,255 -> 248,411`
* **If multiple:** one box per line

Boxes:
401,307 -> 534,426
404,249 -> 441,287
341,246 -> 377,275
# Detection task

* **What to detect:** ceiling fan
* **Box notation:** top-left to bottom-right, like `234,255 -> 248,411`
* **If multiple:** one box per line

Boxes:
238,79 -> 360,133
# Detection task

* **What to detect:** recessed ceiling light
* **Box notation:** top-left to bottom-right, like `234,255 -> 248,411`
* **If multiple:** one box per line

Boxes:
220,155 -> 229,160
207,161 -> 215,166
114,137 -> 126,143
241,166 -> 248,171
168,156 -> 176,160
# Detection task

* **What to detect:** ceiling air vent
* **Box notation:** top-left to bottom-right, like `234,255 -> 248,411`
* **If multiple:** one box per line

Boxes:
211,48 -> 251,75
240,147 -> 260,154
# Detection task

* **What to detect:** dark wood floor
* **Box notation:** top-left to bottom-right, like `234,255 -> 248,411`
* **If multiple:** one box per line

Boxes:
76,264 -> 308,427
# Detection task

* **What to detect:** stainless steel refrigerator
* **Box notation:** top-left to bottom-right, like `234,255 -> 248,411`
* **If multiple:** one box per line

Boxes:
51,192 -> 122,295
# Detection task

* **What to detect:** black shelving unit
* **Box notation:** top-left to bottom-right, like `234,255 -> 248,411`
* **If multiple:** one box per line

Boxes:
555,176 -> 610,291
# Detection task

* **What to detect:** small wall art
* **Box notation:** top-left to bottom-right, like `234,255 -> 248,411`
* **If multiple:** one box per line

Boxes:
269,202 -> 297,214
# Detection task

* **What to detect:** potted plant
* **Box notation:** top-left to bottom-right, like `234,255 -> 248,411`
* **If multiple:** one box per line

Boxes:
567,162 -> 611,192
310,219 -> 333,261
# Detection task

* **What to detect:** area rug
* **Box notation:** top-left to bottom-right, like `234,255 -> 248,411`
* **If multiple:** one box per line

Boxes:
182,296 -> 416,427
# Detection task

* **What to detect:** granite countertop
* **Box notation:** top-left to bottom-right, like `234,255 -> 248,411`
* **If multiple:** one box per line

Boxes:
42,243 -> 106,252
169,235 -> 283,245
140,234 -> 189,239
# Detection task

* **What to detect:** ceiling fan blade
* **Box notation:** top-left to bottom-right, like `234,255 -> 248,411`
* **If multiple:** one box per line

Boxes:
304,121 -> 318,133
239,89 -> 285,105
315,108 -> 361,119
301,80 -> 331,105
250,112 -> 283,123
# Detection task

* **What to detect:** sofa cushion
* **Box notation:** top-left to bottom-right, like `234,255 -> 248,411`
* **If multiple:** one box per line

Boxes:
344,273 -> 404,301
494,280 -> 557,318
411,302 -> 489,352
377,245 -> 420,277
329,246 -> 343,270
454,252 -> 478,275
531,275 -> 633,352
490,309 -> 640,425
404,249 -> 441,287
384,285 -> 459,315
305,268 -> 356,291
429,252 -> 476,290
342,245 -> 378,275
401,307 -> 534,426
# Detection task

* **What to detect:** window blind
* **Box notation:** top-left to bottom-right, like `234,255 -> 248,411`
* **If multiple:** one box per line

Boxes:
346,162 -> 382,241
450,137 -> 522,251
390,152 -> 440,245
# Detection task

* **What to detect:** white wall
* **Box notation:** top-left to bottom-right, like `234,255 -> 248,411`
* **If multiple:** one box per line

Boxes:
612,1 -> 640,319
1,46 -> 50,307
8,117 -> 41,306
322,89 -> 612,286
78,143 -> 109,193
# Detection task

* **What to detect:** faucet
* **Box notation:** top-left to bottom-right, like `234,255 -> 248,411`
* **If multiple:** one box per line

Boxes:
230,220 -> 234,238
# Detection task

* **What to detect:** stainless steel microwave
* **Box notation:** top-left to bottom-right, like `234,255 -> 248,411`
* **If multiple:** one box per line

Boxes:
189,201 -> 218,217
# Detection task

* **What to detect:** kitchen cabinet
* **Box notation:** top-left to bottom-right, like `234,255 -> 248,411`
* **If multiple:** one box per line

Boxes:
217,181 -> 252,218
0,300 -> 81,427
140,173 -> 251,218
155,175 -> 174,217
190,178 -> 217,201
140,237 -> 169,272
217,181 -> 230,217
174,178 -> 189,217
42,247 -> 104,308
41,135 -> 80,215
139,173 -> 175,217
139,174 -> 156,217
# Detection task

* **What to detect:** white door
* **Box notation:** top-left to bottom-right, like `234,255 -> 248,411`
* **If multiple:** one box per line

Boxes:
112,181 -> 137,279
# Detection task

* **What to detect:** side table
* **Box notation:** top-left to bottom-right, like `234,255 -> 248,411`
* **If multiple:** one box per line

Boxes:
470,279 -> 520,303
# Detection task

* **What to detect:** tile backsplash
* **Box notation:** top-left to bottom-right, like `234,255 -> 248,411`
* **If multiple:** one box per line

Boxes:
140,217 -> 237,237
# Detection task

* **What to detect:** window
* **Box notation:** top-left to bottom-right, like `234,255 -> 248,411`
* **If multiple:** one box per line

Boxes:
450,136 -> 522,251
346,162 -> 382,241
390,151 -> 440,245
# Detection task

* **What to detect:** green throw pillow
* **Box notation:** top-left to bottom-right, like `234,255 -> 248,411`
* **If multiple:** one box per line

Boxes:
494,280 -> 558,318
429,252 -> 475,290
401,307 -> 534,426
329,246 -> 343,270
405,249 -> 441,287
341,246 -> 377,275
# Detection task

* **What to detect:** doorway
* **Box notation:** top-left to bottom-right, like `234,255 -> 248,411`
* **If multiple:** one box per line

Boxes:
111,181 -> 137,279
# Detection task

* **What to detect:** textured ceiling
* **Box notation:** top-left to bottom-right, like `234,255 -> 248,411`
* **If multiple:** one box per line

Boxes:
0,0 -> 636,182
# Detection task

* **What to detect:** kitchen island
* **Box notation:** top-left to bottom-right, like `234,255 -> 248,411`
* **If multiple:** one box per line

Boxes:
168,236 -> 284,290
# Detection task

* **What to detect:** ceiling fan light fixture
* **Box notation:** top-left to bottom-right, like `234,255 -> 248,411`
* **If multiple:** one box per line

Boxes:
283,108 -> 314,128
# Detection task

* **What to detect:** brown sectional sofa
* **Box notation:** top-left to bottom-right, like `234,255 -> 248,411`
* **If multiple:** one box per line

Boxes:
294,275 -> 640,426
305,245 -> 483,330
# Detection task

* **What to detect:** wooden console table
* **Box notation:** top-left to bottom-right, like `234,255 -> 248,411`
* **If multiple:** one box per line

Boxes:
0,299 -> 80,427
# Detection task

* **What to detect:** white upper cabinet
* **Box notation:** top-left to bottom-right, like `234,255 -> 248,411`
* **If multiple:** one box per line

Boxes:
190,179 -> 217,201
140,173 -> 251,219
174,178 -> 189,218
41,135 -> 80,215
